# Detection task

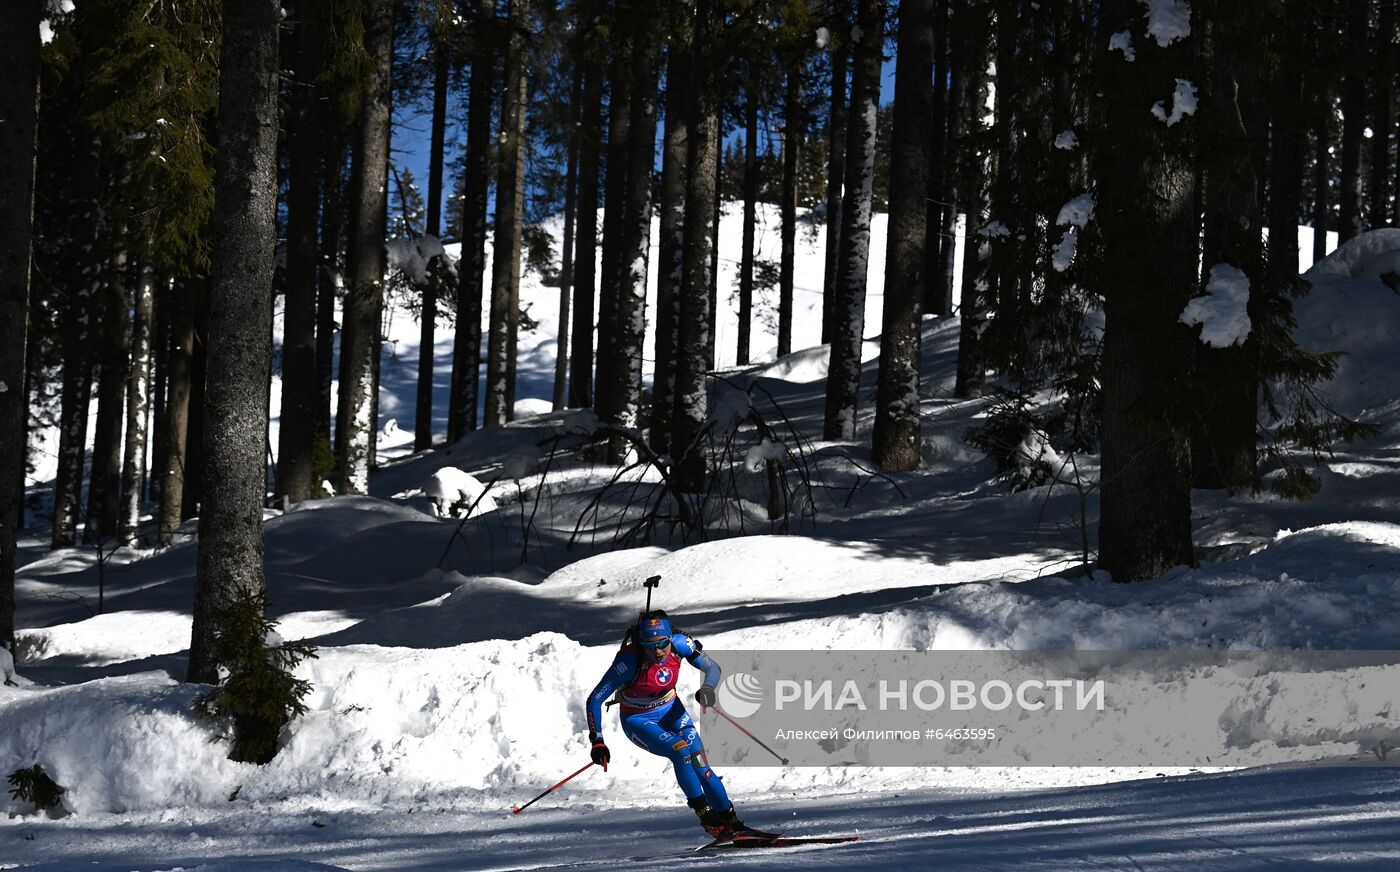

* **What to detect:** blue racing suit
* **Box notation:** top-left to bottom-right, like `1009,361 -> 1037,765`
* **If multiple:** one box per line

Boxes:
586,633 -> 731,810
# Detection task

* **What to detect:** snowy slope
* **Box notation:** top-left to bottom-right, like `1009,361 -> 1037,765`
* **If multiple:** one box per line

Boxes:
6,218 -> 1400,870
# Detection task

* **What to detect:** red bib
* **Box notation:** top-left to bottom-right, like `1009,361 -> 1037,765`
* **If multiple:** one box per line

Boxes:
620,642 -> 681,712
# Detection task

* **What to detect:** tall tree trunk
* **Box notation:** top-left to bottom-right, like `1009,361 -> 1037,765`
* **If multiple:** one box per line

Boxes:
149,276 -> 170,505
873,0 -> 931,471
1043,2 -> 1087,322
503,10 -> 530,424
0,0 -> 40,653
674,0 -> 721,493
778,62 -> 800,357
119,253 -> 156,545
1372,0 -> 1394,226
448,0 -> 496,440
569,51 -> 603,409
415,38 -> 450,450
737,71 -> 760,366
183,282 -> 209,519
595,26 -> 634,430
822,7 -> 850,345
1095,0 -> 1197,582
1313,117 -> 1331,264
51,297 -> 96,548
277,0 -> 326,501
923,0 -> 951,316
985,0 -> 1022,359
187,0 -> 281,684
19,309 -> 38,537
485,0 -> 530,428
822,0 -> 884,441
938,25 -> 962,315
651,36 -> 690,453
52,146 -> 102,549
88,229 -> 132,542
335,0 -> 393,493
316,138 -> 346,447
1338,0 -> 1367,241
554,60 -> 583,411
609,0 -> 661,463
706,118 -> 721,372
1268,0 -> 1306,278
1193,2 -> 1266,492
158,279 -> 196,543
952,0 -> 991,398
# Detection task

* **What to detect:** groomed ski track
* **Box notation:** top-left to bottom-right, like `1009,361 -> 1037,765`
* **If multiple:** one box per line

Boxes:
6,765 -> 1396,870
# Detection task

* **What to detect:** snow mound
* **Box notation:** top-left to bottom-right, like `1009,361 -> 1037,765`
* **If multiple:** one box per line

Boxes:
2,643 -> 30,687
1304,228 -> 1400,282
17,611 -> 192,666
746,340 -> 881,384
423,466 -> 498,518
1,673 -> 242,815
537,534 -> 1041,615
1294,238 -> 1400,417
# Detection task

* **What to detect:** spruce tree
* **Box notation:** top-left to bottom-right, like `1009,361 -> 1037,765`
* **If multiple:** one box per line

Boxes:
951,0 -> 992,399
158,276 -> 197,543
118,254 -> 155,544
674,0 -> 723,492
484,0 -> 530,428
609,0 -> 663,461
873,0 -> 933,471
0,0 -> 42,654
822,0 -> 884,441
651,26 -> 692,454
189,0 -> 282,683
449,0 -> 498,439
1191,2 -> 1268,492
1093,0 -> 1197,581
277,0 -> 329,503
1337,0 -> 1367,242
568,23 -> 603,410
336,0 -> 395,493
821,0 -> 850,345
415,16 -> 453,450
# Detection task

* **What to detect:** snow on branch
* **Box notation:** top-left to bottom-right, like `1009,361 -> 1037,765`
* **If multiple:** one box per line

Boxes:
1180,264 -> 1251,348
1152,79 -> 1198,127
1140,0 -> 1191,47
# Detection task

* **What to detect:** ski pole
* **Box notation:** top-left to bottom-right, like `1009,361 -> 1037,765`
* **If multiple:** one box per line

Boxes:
511,762 -> 596,815
708,704 -> 789,765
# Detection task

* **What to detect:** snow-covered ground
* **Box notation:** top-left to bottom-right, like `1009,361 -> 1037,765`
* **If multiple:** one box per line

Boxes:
6,215 -> 1399,870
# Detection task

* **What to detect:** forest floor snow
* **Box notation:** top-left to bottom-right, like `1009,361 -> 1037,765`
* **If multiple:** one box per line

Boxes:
6,222 -> 1400,869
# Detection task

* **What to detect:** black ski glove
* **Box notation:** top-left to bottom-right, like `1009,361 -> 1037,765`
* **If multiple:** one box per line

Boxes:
695,685 -> 717,708
589,732 -> 610,769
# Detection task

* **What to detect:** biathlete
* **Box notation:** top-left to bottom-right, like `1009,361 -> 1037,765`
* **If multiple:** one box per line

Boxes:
585,611 -> 762,840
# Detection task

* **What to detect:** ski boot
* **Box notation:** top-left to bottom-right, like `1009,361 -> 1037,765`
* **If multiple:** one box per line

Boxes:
688,797 -> 771,842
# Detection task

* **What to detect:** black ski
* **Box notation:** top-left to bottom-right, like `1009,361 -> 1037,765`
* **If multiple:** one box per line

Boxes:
693,828 -> 782,851
698,834 -> 860,851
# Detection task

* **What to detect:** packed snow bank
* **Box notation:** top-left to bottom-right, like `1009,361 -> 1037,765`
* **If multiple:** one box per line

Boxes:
16,497 -> 468,634
1304,227 -> 1400,282
423,466 -> 498,518
1,673 -> 242,815
536,534 -> 1049,613
746,339 -> 882,384
1296,232 -> 1400,417
8,521 -> 1400,816
0,635 -> 609,815
16,609 -> 358,667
